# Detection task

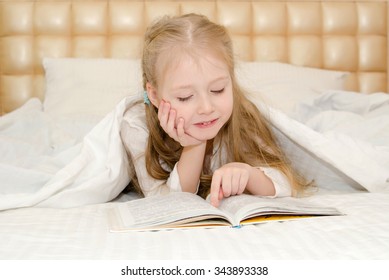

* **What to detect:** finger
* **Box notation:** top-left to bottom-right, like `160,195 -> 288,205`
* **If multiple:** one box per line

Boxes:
166,109 -> 176,134
235,175 -> 247,195
231,171 -> 241,195
176,118 -> 185,140
218,188 -> 223,200
210,171 -> 222,207
158,100 -> 169,126
157,100 -> 164,118
238,172 -> 249,195
221,172 -> 232,197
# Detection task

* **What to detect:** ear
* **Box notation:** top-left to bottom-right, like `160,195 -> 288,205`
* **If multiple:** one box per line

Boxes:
146,82 -> 159,108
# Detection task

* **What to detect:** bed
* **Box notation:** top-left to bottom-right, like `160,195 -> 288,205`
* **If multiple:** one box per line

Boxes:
0,0 -> 389,263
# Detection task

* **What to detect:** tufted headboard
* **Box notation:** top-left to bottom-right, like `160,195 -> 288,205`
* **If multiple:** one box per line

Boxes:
0,0 -> 388,115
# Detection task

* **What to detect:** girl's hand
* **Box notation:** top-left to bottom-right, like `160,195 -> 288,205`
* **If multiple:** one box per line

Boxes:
158,100 -> 203,147
210,162 -> 252,207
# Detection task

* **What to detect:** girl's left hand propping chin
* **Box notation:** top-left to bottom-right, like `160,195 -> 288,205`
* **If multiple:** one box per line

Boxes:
158,100 -> 203,147
210,162 -> 252,207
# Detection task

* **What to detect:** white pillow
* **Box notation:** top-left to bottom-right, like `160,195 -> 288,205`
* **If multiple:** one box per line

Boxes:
235,62 -> 348,114
43,58 -> 143,119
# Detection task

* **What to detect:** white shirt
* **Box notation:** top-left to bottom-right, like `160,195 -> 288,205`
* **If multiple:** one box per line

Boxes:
120,100 -> 292,197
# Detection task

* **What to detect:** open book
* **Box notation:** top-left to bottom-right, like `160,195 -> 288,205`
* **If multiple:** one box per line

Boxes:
109,192 -> 342,232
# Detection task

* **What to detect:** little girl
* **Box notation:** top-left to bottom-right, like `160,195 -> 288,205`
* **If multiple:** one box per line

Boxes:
121,14 -> 309,207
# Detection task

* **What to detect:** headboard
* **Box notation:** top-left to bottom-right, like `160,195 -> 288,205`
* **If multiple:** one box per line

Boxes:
0,0 -> 388,115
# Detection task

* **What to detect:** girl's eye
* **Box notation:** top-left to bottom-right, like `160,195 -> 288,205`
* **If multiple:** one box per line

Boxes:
211,88 -> 225,94
177,95 -> 192,102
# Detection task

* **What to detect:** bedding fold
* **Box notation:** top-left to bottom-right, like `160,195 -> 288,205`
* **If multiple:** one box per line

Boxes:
265,90 -> 389,193
0,97 -> 134,210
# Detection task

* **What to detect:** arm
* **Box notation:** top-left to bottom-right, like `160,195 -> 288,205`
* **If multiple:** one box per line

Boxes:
177,142 -> 207,193
157,100 -> 206,193
245,165 -> 276,196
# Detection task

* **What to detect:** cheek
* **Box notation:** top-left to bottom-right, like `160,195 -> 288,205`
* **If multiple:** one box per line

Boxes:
227,101 -> 234,116
222,94 -> 234,116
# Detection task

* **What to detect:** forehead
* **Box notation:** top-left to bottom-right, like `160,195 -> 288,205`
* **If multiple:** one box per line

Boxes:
156,48 -> 229,86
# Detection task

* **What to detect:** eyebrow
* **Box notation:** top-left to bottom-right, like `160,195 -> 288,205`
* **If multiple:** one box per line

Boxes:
172,76 -> 230,91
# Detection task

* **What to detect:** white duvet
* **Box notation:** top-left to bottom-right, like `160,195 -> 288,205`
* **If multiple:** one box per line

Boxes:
0,97 -> 133,210
0,91 -> 388,210
263,90 -> 389,193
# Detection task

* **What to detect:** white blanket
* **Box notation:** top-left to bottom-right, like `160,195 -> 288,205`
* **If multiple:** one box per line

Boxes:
0,97 -> 133,210
1,91 -> 388,210
276,90 -> 389,193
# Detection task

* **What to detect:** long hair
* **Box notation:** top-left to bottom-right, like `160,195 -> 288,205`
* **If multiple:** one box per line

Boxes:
129,13 -> 310,197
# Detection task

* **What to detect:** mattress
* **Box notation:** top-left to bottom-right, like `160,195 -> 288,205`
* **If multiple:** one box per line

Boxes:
1,190 -> 388,260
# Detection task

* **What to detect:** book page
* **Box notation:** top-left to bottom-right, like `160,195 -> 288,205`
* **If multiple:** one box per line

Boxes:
218,194 -> 264,220
113,192 -> 229,229
218,194 -> 341,225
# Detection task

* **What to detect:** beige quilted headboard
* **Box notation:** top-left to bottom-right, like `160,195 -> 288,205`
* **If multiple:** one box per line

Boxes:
0,0 -> 388,115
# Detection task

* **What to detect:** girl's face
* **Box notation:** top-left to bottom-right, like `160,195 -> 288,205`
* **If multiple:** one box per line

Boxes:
149,51 -> 233,141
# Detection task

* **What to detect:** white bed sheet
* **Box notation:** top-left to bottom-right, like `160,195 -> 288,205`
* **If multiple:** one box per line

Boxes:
0,190 -> 388,259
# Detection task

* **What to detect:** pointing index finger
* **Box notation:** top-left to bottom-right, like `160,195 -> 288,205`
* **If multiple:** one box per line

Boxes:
210,172 -> 222,207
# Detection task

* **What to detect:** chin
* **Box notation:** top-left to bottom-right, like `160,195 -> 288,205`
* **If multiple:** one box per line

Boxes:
190,130 -> 219,142
197,135 -> 215,141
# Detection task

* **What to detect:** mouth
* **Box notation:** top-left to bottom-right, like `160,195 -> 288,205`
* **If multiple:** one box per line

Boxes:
194,118 -> 218,128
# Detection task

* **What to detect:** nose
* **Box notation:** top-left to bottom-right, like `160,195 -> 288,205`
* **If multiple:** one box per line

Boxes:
197,94 -> 214,115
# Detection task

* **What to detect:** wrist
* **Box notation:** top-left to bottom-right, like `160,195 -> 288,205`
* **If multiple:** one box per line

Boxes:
246,166 -> 276,196
183,140 -> 207,149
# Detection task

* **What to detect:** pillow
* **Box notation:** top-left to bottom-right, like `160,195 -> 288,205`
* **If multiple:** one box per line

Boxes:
43,58 -> 143,119
235,61 -> 348,114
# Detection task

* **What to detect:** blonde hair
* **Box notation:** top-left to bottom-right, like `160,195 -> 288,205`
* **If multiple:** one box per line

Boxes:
129,13 -> 311,197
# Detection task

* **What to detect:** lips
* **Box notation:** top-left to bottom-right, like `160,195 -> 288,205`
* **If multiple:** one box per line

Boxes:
194,118 -> 218,128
